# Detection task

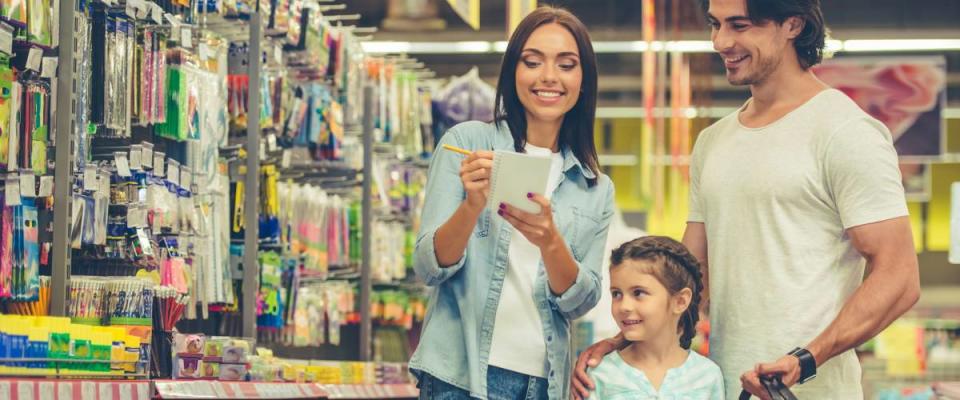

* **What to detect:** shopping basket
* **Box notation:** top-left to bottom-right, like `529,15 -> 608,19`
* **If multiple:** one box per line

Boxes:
738,375 -> 798,400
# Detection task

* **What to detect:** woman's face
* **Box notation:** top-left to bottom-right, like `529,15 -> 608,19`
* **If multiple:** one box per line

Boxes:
515,23 -> 583,125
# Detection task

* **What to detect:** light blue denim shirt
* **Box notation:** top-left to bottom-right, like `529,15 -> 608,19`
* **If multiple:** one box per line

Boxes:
409,121 -> 615,400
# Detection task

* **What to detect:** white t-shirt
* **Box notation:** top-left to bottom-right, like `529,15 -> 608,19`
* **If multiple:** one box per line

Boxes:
688,89 -> 908,399
488,143 -> 564,378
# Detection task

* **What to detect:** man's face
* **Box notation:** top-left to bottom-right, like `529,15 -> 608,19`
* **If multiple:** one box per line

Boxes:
707,0 -> 796,86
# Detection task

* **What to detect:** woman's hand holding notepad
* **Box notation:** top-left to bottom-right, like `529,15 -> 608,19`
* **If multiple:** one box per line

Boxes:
487,150 -> 552,214
444,145 -> 550,214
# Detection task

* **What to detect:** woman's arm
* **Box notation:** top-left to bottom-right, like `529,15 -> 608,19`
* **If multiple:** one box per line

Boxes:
498,178 -> 614,319
412,131 -> 493,285
432,151 -> 494,266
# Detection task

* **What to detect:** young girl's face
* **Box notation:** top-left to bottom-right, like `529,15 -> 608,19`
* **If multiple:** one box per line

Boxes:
610,259 -> 689,342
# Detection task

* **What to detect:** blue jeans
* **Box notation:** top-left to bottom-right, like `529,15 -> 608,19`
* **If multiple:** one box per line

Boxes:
417,366 -> 548,400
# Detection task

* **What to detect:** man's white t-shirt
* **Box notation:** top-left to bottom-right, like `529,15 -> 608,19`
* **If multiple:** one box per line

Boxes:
488,143 -> 564,378
688,89 -> 908,399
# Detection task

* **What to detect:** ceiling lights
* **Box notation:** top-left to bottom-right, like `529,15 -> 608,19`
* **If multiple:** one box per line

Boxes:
361,39 -> 960,54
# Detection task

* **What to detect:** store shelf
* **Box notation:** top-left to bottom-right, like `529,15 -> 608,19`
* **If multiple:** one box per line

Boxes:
154,380 -> 329,399
322,384 -> 418,399
0,378 -> 151,400
152,381 -> 418,399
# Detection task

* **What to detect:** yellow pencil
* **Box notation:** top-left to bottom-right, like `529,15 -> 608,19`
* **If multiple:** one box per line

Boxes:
441,144 -> 473,156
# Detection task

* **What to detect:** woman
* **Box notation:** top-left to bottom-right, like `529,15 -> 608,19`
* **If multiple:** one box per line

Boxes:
410,6 -> 614,400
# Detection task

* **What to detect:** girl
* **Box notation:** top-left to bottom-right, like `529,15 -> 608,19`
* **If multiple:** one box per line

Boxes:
587,237 -> 724,399
410,6 -> 614,400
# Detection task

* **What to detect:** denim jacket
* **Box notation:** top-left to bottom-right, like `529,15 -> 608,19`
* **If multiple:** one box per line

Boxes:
410,121 -> 615,399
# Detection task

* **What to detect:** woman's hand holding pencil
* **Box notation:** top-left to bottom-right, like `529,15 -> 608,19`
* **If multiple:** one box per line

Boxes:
450,145 -> 495,212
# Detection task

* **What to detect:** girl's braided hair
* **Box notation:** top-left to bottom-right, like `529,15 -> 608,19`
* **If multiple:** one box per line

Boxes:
610,236 -> 704,349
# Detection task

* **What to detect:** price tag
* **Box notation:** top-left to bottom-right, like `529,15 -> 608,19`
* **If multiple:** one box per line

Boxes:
154,152 -> 166,177
83,165 -> 97,192
19,172 -> 35,197
57,381 -> 73,400
38,176 -> 53,197
180,166 -> 192,190
168,162 -> 180,187
130,145 -> 143,170
26,47 -> 42,72
18,380 -> 35,400
267,133 -> 277,152
115,152 -> 132,177
281,149 -> 291,169
199,43 -> 212,60
99,170 -> 111,196
80,382 -> 96,400
141,143 -> 154,169
4,177 -> 20,206
181,27 -> 192,48
125,0 -> 137,18
274,44 -> 283,65
125,206 -> 137,227
151,5 -> 162,23
0,23 -> 12,55
40,57 -> 58,79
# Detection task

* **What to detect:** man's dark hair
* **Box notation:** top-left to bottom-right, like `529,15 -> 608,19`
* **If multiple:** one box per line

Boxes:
701,0 -> 827,69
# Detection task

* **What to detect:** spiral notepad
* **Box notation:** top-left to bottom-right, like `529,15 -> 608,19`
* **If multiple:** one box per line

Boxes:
488,150 -> 552,214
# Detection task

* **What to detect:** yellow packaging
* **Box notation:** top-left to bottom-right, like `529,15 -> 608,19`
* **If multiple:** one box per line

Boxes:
123,335 -> 141,373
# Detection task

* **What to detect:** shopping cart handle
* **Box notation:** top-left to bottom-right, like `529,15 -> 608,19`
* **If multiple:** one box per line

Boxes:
738,376 -> 798,400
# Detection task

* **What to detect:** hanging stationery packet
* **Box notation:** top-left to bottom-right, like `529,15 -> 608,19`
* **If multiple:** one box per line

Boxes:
1,0 -> 26,26
18,197 -> 38,301
170,257 -> 189,294
0,60 -> 12,169
5,80 -> 18,169
81,195 -> 96,245
26,0 -> 50,46
0,196 -> 12,298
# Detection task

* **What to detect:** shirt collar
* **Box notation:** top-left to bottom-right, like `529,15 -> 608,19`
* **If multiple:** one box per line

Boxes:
493,120 -> 597,180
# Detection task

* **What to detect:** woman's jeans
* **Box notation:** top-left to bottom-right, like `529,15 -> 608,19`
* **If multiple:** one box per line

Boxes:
417,366 -> 548,400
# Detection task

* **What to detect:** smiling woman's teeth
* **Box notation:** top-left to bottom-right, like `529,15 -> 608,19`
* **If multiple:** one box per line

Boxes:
535,91 -> 562,98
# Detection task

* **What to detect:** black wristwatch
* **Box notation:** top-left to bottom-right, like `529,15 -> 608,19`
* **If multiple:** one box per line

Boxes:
788,347 -> 817,384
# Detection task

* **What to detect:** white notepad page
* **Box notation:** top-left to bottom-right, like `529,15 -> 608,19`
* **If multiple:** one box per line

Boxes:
487,150 -> 552,214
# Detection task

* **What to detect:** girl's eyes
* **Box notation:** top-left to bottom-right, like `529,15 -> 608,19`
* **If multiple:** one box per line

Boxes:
558,63 -> 577,71
522,60 -> 541,68
611,289 -> 646,298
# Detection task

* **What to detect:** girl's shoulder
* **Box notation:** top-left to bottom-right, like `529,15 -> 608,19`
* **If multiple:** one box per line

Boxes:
680,351 -> 724,381
589,351 -> 633,377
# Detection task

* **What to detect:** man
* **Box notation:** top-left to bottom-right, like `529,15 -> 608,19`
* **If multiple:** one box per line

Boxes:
571,0 -> 920,399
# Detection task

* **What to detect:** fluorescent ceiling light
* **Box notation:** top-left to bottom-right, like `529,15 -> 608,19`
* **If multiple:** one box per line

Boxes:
825,39 -> 844,53
593,41 -> 648,53
362,39 -> 960,54
361,41 -> 412,54
361,41 -> 492,54
664,40 -> 713,53
842,39 -> 960,52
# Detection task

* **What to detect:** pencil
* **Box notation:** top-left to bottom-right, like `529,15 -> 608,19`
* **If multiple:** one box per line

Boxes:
441,144 -> 472,156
